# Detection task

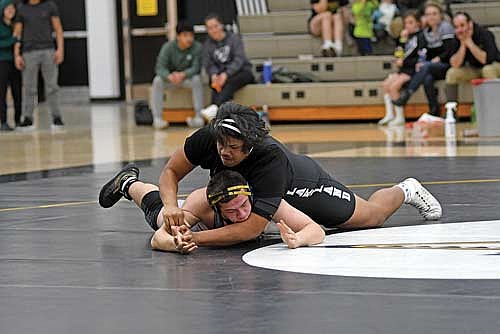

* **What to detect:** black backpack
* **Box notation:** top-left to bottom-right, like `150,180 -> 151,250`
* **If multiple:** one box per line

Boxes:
134,100 -> 153,126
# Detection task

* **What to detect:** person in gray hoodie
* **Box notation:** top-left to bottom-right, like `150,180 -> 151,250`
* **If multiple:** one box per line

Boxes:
200,13 -> 254,120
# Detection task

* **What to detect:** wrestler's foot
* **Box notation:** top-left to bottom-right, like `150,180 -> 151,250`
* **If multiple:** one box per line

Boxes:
98,164 -> 139,208
400,178 -> 442,220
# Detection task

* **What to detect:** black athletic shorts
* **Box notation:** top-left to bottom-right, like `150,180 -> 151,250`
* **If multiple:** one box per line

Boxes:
283,174 -> 356,228
141,191 -> 207,232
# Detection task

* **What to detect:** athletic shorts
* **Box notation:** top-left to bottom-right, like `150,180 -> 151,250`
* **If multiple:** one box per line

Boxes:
283,175 -> 356,228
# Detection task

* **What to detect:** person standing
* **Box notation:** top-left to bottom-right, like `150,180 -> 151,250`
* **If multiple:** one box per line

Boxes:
0,0 -> 21,131
151,22 -> 204,129
14,0 -> 64,130
352,0 -> 378,56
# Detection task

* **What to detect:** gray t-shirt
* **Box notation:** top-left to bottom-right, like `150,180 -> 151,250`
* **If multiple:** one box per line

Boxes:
16,1 -> 60,52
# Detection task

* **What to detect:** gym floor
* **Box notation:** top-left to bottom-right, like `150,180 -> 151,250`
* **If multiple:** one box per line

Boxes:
1,103 -> 500,334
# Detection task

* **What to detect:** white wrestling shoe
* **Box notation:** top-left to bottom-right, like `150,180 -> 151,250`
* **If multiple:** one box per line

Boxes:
399,178 -> 442,220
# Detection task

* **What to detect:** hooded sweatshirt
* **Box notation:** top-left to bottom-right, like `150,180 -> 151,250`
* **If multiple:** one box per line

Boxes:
0,0 -> 16,61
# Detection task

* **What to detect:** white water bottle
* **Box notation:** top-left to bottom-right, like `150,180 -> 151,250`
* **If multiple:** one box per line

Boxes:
444,102 -> 457,138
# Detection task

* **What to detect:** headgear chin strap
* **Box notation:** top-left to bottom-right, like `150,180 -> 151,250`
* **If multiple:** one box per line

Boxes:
207,184 -> 252,206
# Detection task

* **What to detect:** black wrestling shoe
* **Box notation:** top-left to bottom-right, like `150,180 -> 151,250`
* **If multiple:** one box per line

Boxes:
98,164 -> 139,208
392,89 -> 411,106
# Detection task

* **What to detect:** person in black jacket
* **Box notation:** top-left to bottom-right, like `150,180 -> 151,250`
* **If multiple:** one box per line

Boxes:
393,2 -> 455,116
379,10 -> 426,125
445,12 -> 500,112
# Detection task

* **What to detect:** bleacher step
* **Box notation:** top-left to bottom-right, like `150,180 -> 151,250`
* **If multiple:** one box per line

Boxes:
239,11 -> 310,34
267,0 -> 310,11
450,2 -> 500,26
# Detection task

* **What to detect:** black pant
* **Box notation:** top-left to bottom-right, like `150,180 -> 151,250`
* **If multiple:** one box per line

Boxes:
0,60 -> 22,124
407,61 -> 450,115
211,70 -> 254,106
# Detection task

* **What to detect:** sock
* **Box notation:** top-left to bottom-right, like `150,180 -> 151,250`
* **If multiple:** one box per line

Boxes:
120,176 -> 138,200
334,40 -> 343,55
322,40 -> 334,49
394,105 -> 404,121
383,94 -> 394,118
396,179 -> 416,203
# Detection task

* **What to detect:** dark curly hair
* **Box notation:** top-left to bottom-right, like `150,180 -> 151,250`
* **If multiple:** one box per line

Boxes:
210,102 -> 269,153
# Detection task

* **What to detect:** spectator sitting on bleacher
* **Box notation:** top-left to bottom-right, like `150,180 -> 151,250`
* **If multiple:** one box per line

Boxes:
352,0 -> 379,55
445,11 -> 500,113
200,13 -> 254,121
150,22 -> 204,129
373,0 -> 398,40
379,10 -> 425,125
393,2 -> 455,116
308,0 -> 348,56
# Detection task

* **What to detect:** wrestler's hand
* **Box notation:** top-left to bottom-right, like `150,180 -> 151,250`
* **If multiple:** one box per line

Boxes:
277,220 -> 300,249
172,225 -> 197,254
163,205 -> 185,231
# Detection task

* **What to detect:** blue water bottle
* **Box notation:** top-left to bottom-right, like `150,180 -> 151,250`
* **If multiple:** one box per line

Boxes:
418,48 -> 427,63
263,59 -> 272,85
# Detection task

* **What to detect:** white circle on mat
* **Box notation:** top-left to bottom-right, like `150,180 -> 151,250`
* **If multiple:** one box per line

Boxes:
242,220 -> 500,279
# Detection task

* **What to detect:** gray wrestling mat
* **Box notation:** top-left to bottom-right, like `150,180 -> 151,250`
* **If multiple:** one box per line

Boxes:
1,157 -> 500,334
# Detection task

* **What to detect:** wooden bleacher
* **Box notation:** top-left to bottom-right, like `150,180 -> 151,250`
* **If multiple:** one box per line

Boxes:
161,0 -> 500,123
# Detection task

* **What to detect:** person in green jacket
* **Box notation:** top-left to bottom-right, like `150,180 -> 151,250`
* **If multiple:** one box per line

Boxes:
352,0 -> 378,55
150,22 -> 204,129
0,0 -> 21,131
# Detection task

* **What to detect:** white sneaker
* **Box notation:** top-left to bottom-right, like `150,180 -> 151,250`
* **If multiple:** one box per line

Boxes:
200,104 -> 218,121
388,117 -> 405,126
186,116 -> 205,128
402,178 -> 442,220
418,113 -> 444,124
153,118 -> 169,129
378,115 -> 394,125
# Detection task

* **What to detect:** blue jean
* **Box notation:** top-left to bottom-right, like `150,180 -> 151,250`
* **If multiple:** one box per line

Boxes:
355,38 -> 373,56
407,61 -> 450,115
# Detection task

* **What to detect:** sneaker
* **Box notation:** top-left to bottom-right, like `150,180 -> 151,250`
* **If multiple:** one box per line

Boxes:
388,117 -> 405,126
0,123 -> 13,132
402,178 -> 442,220
18,116 -> 34,130
186,116 -> 205,128
98,164 -> 140,208
321,47 -> 336,57
51,116 -> 65,130
392,90 -> 411,107
153,118 -> 169,129
200,104 -> 218,121
378,115 -> 394,125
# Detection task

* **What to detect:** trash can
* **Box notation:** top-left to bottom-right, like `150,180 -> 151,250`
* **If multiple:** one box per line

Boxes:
471,78 -> 500,136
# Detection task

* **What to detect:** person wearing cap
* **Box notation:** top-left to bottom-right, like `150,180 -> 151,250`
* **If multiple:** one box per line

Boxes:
157,101 -> 442,248
151,21 -> 204,129
98,166 -> 325,253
